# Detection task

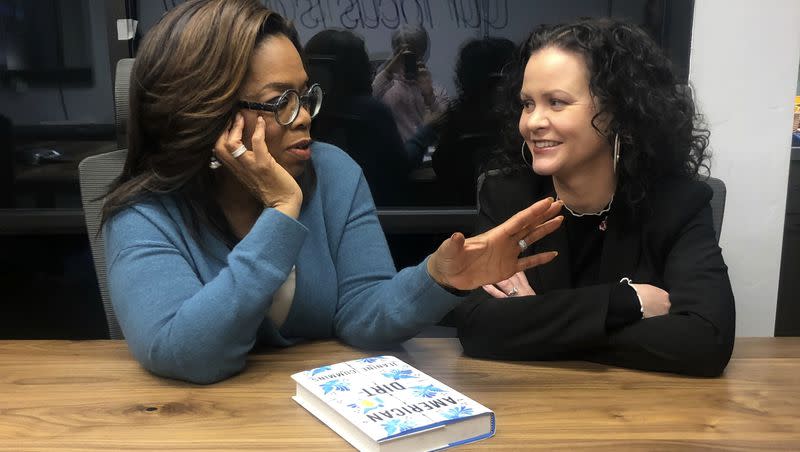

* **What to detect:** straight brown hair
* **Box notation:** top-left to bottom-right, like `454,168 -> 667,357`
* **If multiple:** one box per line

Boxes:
101,0 -> 303,246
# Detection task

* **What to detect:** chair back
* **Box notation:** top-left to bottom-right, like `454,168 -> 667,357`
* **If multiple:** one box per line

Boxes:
78,58 -> 134,339
78,149 -> 128,339
706,176 -> 726,242
114,59 -> 134,150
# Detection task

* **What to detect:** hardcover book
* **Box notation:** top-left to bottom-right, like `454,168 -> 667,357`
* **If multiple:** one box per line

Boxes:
291,355 -> 495,451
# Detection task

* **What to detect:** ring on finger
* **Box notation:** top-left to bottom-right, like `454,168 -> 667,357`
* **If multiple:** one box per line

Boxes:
518,239 -> 528,251
231,144 -> 247,159
507,286 -> 519,296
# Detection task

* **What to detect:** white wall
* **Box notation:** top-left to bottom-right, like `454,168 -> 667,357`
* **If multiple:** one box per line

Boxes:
689,0 -> 800,336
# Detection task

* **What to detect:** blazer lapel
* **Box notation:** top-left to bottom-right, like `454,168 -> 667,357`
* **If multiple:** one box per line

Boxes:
526,187 -> 571,292
529,223 -> 571,292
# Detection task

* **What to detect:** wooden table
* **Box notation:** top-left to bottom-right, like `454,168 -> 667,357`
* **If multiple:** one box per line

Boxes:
1,338 -> 799,451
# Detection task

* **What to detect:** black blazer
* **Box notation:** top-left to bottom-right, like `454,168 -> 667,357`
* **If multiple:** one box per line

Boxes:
453,169 -> 736,377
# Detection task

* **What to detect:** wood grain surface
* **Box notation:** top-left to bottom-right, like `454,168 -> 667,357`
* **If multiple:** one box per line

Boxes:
1,338 -> 798,451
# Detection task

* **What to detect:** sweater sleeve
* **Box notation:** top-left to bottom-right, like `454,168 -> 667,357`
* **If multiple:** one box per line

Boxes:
331,173 -> 461,348
105,206 -> 307,384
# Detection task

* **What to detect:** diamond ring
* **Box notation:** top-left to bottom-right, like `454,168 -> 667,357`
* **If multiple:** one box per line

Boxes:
518,239 -> 528,251
507,286 -> 519,296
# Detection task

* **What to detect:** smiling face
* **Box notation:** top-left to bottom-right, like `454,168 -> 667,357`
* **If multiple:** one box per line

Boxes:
239,35 -> 312,179
518,46 -> 612,180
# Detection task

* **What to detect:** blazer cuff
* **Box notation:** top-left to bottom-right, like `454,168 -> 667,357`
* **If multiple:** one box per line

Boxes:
607,281 -> 643,330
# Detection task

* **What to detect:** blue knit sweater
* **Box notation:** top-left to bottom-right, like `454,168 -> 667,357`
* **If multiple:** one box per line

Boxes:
105,143 -> 460,383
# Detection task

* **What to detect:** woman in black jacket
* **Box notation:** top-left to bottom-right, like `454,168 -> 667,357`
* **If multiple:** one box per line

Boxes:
454,18 -> 735,377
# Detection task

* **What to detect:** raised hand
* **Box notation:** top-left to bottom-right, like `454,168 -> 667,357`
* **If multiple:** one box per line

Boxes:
427,197 -> 563,290
213,113 -> 303,218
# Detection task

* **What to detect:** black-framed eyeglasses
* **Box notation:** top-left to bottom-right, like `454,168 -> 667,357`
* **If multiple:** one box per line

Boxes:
237,83 -> 323,126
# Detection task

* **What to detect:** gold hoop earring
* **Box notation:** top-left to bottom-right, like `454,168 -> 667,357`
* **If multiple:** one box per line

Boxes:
613,133 -> 620,175
521,141 -> 534,169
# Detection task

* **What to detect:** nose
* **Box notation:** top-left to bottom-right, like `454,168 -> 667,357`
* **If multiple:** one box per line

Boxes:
291,103 -> 312,129
524,107 -> 549,133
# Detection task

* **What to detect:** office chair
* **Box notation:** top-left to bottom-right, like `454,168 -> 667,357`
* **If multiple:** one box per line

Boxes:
433,132 -> 495,207
79,149 -> 127,339
706,176 -> 726,243
78,58 -> 134,339
114,59 -> 134,150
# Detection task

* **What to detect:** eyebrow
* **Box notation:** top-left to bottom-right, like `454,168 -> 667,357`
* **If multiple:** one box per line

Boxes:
258,80 -> 309,95
519,88 -> 575,100
543,89 -> 574,97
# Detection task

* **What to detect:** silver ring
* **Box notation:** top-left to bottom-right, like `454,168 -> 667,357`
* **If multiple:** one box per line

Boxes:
518,239 -> 528,251
507,286 -> 518,296
231,144 -> 247,159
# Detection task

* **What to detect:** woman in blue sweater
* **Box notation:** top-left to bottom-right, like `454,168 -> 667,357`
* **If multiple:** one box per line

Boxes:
101,0 -> 564,384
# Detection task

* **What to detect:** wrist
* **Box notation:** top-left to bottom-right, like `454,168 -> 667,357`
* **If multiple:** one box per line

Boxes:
269,195 -> 302,219
426,255 -> 468,295
426,254 -> 446,286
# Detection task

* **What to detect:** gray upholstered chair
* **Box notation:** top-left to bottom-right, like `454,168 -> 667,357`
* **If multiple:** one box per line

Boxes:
705,176 -> 726,243
78,58 -> 133,339
79,149 -> 127,339
113,58 -> 134,150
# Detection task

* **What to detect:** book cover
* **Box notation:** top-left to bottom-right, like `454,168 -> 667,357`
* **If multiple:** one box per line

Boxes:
291,355 -> 495,451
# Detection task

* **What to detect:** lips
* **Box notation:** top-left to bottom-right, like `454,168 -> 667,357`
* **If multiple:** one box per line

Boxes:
286,139 -> 312,160
531,139 -> 562,154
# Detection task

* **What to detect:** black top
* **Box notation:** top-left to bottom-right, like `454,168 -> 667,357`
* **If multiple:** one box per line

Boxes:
562,207 -> 642,329
453,169 -> 736,377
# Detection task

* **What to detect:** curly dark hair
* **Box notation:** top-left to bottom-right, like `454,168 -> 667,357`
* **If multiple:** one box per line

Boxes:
498,17 -> 710,209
